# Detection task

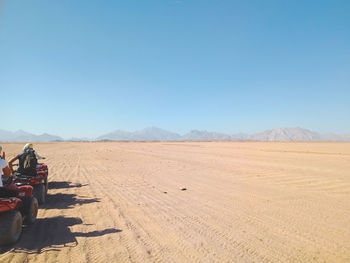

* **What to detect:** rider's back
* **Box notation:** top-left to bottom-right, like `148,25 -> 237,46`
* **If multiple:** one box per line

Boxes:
17,149 -> 37,177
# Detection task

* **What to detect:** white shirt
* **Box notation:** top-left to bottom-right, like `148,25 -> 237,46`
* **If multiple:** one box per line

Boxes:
0,159 -> 8,187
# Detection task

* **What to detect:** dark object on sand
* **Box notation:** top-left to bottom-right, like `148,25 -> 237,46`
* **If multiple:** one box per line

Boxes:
181,188 -> 187,191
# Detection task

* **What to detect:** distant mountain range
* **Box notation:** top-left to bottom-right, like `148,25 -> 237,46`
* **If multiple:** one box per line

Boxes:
0,129 -> 63,142
1,127 -> 350,142
97,127 -> 182,141
249,127 -> 319,141
98,127 -> 350,142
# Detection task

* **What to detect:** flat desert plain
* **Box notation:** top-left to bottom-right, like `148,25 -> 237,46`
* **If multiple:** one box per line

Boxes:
0,142 -> 349,263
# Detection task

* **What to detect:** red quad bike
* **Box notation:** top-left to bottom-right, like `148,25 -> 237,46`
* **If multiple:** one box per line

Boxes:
0,177 -> 39,245
0,197 -> 22,245
13,163 -> 49,205
37,163 -> 49,193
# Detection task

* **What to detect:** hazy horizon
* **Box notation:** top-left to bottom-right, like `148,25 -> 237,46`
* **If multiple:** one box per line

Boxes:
1,1 -> 349,138
1,126 -> 350,142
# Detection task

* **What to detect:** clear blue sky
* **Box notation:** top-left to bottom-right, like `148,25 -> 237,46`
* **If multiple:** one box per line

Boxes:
0,0 -> 349,138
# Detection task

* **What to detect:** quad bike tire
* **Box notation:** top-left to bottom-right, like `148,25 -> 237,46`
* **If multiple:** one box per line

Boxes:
44,179 -> 48,195
34,184 -> 46,205
0,210 -> 22,245
23,196 -> 38,225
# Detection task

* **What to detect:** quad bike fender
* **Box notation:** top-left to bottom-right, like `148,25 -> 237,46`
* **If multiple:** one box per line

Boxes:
29,177 -> 45,185
37,171 -> 47,179
15,185 -> 33,198
0,198 -> 22,213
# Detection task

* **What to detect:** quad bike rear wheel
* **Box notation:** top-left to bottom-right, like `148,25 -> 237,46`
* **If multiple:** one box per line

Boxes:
23,196 -> 38,225
0,210 -> 23,245
44,179 -> 48,195
34,184 -> 46,205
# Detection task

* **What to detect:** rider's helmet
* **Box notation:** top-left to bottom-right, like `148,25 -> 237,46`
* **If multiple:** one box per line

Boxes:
23,143 -> 33,152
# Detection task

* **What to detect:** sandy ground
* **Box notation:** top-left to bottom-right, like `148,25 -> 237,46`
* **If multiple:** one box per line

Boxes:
0,142 -> 349,263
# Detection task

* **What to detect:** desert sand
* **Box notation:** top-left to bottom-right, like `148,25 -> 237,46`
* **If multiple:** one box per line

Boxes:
0,142 -> 349,263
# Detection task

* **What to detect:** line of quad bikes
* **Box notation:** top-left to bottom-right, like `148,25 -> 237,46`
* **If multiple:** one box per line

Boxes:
0,162 -> 49,246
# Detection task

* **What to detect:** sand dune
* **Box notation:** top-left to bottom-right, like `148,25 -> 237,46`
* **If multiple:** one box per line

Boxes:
0,142 -> 349,262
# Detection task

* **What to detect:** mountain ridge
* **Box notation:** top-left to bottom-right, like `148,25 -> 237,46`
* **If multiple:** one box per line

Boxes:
1,127 -> 350,142
0,129 -> 63,142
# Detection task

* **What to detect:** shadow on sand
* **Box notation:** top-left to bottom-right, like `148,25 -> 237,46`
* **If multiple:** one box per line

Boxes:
0,181 -> 119,255
48,181 -> 88,190
0,216 -> 122,254
42,193 -> 100,210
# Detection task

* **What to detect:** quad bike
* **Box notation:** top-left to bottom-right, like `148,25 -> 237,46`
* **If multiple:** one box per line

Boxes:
0,197 -> 23,245
12,163 -> 49,205
37,163 -> 49,194
0,176 -> 39,245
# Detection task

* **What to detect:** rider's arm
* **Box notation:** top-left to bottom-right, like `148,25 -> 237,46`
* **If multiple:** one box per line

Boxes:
1,151 -> 5,160
8,156 -> 19,174
2,166 -> 11,177
35,151 -> 45,159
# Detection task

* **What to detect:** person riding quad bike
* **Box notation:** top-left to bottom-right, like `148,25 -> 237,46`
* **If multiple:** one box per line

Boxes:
0,146 -> 23,245
8,143 -> 45,176
0,145 -> 13,194
8,143 -> 48,204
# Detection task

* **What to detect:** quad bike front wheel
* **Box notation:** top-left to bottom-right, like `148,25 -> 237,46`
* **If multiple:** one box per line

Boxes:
23,196 -> 38,225
0,210 -> 23,245
34,184 -> 46,205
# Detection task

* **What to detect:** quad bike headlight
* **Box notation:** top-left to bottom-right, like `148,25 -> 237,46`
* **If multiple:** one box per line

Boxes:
18,192 -> 25,197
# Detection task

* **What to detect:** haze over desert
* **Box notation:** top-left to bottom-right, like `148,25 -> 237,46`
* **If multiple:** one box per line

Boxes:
0,142 -> 349,262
